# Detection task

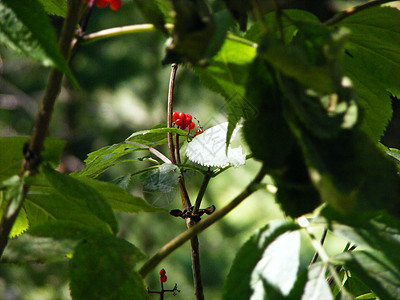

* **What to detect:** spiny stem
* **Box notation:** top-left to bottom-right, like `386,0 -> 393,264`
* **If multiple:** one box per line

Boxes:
0,0 -> 82,258
139,164 -> 267,278
324,0 -> 397,26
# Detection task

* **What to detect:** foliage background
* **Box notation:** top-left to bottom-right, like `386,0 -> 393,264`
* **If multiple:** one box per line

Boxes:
1,0 -> 399,299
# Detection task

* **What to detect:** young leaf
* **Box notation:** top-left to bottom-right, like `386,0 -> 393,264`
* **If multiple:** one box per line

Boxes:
335,6 -> 400,140
140,163 -> 180,194
0,0 -> 76,83
69,238 -> 147,300
0,136 -> 65,181
42,165 -> 119,234
336,250 -> 400,300
222,220 -> 300,300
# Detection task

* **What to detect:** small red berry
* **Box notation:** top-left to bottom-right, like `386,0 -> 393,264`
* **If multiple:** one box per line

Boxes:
186,114 -> 192,122
109,0 -> 121,10
178,112 -> 186,120
159,269 -> 166,276
189,122 -> 195,130
96,0 -> 109,8
195,129 -> 203,135
172,112 -> 179,122
180,124 -> 188,130
175,119 -> 183,126
160,275 -> 167,283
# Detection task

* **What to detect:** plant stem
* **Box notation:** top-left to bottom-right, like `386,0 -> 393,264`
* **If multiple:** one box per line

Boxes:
309,228 -> 328,265
0,0 -> 82,258
139,164 -> 267,278
192,173 -> 211,215
324,0 -> 397,26
167,64 -> 177,165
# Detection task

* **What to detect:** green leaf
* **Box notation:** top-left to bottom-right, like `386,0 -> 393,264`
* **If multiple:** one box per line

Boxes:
245,10 -> 320,43
1,234 -> 76,264
140,163 -> 180,194
0,175 -> 29,237
195,38 -> 256,148
74,142 -> 142,178
0,136 -> 66,181
42,165 -> 119,234
133,0 -> 168,35
221,0 -> 251,31
38,0 -> 67,17
126,127 -> 188,146
222,220 -> 300,300
77,176 -> 165,213
163,0 -> 215,64
69,238 -> 147,300
300,264 -> 333,300
336,250 -> 400,300
335,6 -> 400,140
0,0 -> 76,84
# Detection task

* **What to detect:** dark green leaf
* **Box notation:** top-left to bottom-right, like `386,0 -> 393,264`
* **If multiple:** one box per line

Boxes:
69,238 -> 147,300
335,6 -> 400,140
0,136 -> 66,181
245,10 -> 320,43
126,127 -> 188,146
1,234 -> 76,264
38,0 -> 67,17
222,220 -> 300,300
140,163 -> 180,194
78,176 -> 165,213
42,165 -> 119,234
221,0 -> 251,31
133,0 -> 168,35
163,0 -> 215,64
336,250 -> 400,300
0,0 -> 77,84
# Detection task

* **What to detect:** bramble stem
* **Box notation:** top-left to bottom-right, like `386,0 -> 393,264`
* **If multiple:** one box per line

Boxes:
324,0 -> 397,26
139,165 -> 267,278
0,0 -> 82,258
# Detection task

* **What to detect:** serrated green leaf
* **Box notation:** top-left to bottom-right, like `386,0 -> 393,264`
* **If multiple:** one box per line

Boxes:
195,38 -> 256,149
133,0 -> 168,35
300,264 -> 333,300
69,238 -> 147,300
42,165 -> 119,234
336,250 -> 400,300
335,6 -> 400,140
0,0 -> 77,84
38,0 -> 67,17
140,163 -> 180,194
77,176 -> 165,213
74,142 -> 142,178
1,234 -> 76,264
222,220 -> 300,300
0,136 -> 66,181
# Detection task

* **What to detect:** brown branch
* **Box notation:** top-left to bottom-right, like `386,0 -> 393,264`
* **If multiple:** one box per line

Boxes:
324,0 -> 397,26
167,64 -> 178,165
0,0 -> 82,257
139,164 -> 267,278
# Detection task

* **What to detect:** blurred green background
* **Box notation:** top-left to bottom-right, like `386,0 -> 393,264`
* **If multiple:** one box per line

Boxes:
1,0 -> 398,299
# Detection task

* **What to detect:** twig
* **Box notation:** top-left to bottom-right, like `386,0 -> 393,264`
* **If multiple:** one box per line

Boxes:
324,0 -> 396,26
192,173 -> 211,215
167,64 -> 178,165
309,228 -> 328,265
0,0 -> 82,257
139,164 -> 267,278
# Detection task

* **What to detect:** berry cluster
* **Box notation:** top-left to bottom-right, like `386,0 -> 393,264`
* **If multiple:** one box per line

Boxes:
85,0 -> 122,11
172,112 -> 203,135
159,269 -> 167,283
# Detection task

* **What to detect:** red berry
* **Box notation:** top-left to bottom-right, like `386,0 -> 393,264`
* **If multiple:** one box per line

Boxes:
175,118 -> 183,126
189,122 -> 195,130
180,124 -> 188,130
96,0 -> 108,8
178,112 -> 186,120
172,112 -> 179,122
109,0 -> 121,10
159,269 -> 166,276
186,114 -> 192,122
160,275 -> 167,283
195,129 -> 203,135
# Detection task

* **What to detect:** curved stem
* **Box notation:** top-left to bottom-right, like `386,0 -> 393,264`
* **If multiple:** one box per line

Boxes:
139,164 -> 267,278
324,0 -> 397,26
192,173 -> 211,215
0,0 -> 82,258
